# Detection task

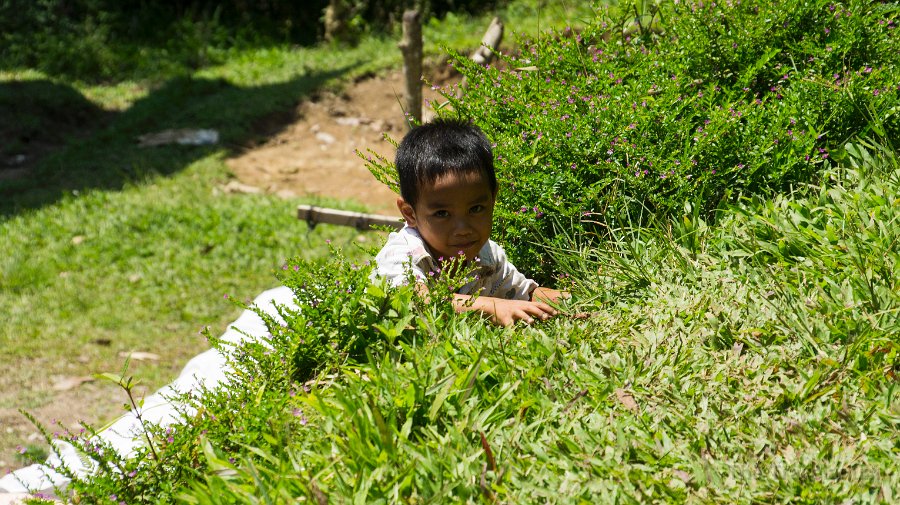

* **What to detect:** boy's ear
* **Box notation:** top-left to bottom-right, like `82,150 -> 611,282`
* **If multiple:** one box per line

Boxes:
397,198 -> 417,227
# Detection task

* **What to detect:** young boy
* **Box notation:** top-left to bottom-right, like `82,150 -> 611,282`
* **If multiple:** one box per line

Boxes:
372,118 -> 565,326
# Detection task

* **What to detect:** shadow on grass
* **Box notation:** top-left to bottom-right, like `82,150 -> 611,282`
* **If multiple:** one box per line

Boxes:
0,64 -> 355,217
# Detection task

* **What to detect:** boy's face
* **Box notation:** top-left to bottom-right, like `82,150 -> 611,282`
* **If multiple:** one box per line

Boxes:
398,171 -> 495,263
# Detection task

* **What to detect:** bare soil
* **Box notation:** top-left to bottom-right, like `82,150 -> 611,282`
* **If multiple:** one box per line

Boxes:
0,67 -> 456,476
226,68 -> 452,215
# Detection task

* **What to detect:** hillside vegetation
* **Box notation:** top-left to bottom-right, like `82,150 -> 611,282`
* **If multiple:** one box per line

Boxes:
13,0 -> 900,503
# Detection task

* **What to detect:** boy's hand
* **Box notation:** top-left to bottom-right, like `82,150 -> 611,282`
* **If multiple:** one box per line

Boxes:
531,287 -> 569,304
456,295 -> 558,327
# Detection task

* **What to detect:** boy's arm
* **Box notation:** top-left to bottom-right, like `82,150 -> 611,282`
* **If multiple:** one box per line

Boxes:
453,293 -> 558,327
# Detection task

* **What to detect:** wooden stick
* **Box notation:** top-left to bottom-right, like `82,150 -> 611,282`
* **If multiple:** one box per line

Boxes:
457,17 -> 504,97
472,17 -> 504,66
398,10 -> 423,125
297,205 -> 404,231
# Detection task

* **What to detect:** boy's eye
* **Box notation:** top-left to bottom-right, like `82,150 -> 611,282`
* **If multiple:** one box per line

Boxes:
433,210 -> 450,218
470,205 -> 485,213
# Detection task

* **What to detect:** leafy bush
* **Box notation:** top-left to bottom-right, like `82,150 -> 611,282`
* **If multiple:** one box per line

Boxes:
430,0 -> 899,283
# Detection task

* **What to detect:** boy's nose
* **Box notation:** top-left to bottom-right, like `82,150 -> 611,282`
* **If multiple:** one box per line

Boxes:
452,218 -> 474,235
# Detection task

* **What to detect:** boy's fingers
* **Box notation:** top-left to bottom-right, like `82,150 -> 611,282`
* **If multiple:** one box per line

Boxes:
519,303 -> 557,324
530,302 -> 557,316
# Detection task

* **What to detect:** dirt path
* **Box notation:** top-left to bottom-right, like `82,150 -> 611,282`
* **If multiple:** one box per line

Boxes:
227,68 -> 451,215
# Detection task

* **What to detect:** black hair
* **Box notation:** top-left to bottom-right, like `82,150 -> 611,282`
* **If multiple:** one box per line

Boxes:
395,118 -> 497,206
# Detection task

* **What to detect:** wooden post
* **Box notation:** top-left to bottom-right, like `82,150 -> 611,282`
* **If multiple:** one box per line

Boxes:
323,0 -> 346,43
398,10 -> 423,126
457,17 -> 504,97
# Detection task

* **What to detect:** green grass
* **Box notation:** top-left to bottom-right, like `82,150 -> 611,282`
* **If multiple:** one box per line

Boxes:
26,1 -> 897,502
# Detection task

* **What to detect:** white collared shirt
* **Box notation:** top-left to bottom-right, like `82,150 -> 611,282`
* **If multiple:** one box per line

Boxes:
372,225 -> 538,300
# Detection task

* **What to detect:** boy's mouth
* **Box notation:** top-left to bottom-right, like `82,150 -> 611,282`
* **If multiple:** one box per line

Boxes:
451,241 -> 478,251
